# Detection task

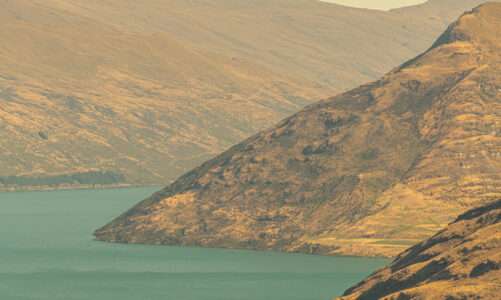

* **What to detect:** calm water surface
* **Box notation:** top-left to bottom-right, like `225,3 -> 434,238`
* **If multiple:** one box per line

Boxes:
0,188 -> 388,300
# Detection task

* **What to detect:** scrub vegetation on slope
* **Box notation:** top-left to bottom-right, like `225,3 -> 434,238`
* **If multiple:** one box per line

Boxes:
96,3 -> 501,257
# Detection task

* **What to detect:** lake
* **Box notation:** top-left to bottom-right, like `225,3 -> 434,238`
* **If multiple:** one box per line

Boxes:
0,187 -> 388,300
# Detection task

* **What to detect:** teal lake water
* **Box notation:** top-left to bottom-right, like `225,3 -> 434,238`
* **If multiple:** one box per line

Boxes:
0,187 -> 388,300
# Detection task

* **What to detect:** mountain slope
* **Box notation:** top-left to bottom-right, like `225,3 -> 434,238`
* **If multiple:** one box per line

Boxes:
338,199 -> 501,299
0,0 -> 494,190
95,3 -> 501,257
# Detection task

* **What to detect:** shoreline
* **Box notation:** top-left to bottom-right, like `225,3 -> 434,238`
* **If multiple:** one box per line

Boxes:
94,239 -> 396,260
0,183 -> 164,193
93,237 -> 398,259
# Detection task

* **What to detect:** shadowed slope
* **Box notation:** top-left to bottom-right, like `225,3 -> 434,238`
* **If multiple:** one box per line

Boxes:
95,3 -> 501,257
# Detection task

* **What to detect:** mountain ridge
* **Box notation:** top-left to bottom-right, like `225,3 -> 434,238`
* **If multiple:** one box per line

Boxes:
95,2 -> 501,257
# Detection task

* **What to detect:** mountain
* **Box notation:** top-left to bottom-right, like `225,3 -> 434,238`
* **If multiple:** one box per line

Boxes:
0,0 -> 495,190
95,3 -> 501,257
338,199 -> 501,300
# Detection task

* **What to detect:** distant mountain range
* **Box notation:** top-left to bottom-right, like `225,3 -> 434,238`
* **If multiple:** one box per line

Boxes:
0,0 -> 496,190
95,2 -> 501,258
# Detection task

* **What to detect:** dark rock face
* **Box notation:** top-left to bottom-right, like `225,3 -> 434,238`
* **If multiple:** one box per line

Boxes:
96,3 -> 501,258
38,131 -> 49,140
470,260 -> 501,278
339,199 -> 501,299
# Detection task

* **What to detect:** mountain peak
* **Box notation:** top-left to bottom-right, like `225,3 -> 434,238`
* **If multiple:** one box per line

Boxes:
431,2 -> 501,49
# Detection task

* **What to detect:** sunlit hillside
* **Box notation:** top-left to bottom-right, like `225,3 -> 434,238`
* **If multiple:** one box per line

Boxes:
0,0 -> 493,189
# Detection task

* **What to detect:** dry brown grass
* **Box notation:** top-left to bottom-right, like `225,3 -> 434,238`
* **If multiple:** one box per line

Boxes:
96,3 -> 501,259
0,0 -> 491,188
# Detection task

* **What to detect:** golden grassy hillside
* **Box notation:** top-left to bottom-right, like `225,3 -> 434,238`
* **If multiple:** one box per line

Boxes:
339,199 -> 501,299
95,3 -> 501,257
0,0 -> 493,189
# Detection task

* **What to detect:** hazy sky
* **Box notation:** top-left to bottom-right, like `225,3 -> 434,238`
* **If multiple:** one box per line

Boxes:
323,0 -> 428,10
